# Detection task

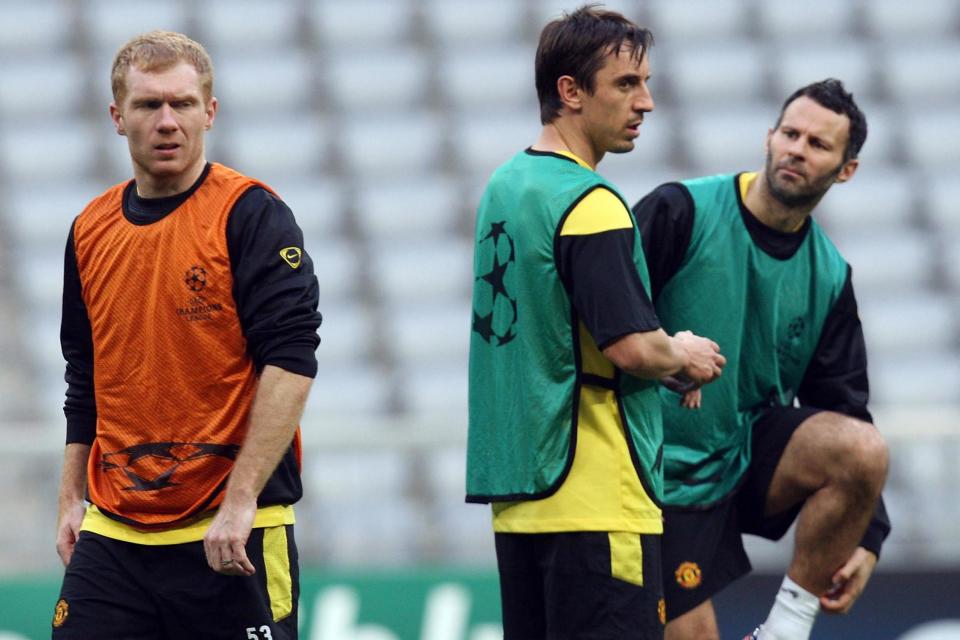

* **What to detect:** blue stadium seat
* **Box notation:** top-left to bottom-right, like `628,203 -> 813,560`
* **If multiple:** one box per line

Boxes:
6,180 -> 98,247
817,166 -> 915,235
216,115 -> 329,184
438,45 -> 537,110
870,351 -> 960,405
387,300 -> 471,365
398,361 -> 469,416
0,0 -> 73,53
311,0 -> 415,48
426,447 -> 497,563
851,103 -> 899,165
302,365 -> 394,420
679,105 -> 781,174
308,302 -> 377,366
646,0 -> 752,40
84,0 -> 189,52
423,0 -> 524,45
883,41 -> 960,105
372,240 -> 472,304
859,294 -> 955,357
904,108 -> 960,169
0,119 -> 99,182
758,0 -> 858,39
339,111 -> 446,176
269,177 -> 346,241
327,47 -> 430,111
356,176 -> 464,241
833,230 -> 937,295
214,51 -> 314,114
926,172 -> 960,236
456,109 -> 542,177
863,0 -> 960,39
772,44 -> 876,102
196,0 -> 302,51
666,42 -> 768,105
533,0 -> 641,24
0,55 -> 88,118
939,236 -> 960,291
310,238 -> 364,303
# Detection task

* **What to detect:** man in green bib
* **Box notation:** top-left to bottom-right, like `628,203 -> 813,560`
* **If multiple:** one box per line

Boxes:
466,6 -> 726,639
632,80 -> 891,640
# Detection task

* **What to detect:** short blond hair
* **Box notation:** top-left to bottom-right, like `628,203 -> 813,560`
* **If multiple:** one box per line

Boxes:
111,30 -> 214,105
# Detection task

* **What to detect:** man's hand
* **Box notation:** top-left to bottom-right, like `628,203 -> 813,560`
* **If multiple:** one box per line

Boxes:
56,499 -> 86,567
820,546 -> 877,614
673,330 -> 726,385
660,375 -> 703,409
203,497 -> 258,577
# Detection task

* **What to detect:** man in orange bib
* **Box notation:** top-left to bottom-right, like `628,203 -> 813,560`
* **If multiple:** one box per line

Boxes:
53,31 -> 321,639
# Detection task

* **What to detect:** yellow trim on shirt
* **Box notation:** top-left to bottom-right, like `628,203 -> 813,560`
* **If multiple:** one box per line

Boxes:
80,504 -> 295,545
560,188 -> 633,237
739,171 -> 758,202
579,321 -> 616,378
554,149 -> 592,169
492,382 -> 662,534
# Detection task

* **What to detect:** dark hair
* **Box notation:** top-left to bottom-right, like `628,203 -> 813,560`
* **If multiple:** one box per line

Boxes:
535,5 -> 654,125
775,79 -> 867,161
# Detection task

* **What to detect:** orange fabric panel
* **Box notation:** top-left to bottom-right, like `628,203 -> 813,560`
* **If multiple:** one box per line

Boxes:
73,164 -> 297,528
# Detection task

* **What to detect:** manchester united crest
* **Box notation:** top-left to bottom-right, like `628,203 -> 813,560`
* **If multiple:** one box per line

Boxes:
675,561 -> 702,589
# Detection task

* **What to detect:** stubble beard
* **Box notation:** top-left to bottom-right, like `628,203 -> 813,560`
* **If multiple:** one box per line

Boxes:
764,150 -> 842,209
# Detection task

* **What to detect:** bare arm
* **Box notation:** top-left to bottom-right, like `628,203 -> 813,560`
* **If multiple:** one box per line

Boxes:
56,443 -> 90,567
203,365 -> 313,576
604,329 -> 725,383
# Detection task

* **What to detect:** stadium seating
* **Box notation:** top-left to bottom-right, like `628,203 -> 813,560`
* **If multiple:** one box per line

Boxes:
0,1 -> 74,54
195,0 -> 303,51
216,114 -> 330,183
328,46 -> 431,111
1,0 -> 959,574
863,0 -> 960,39
355,176 -> 464,241
311,0 -> 415,48
0,55 -> 88,118
83,0 -> 189,51
758,0 -> 858,39
644,0 -> 752,40
772,44 -> 876,102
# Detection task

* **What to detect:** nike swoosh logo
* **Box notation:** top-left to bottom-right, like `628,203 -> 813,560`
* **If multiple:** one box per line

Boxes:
780,587 -> 800,599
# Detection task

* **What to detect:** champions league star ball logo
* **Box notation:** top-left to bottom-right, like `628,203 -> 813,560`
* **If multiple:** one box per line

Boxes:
184,266 -> 207,292
473,221 -> 518,347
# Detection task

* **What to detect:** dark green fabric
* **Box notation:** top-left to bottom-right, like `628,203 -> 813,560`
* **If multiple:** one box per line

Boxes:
466,150 -> 661,502
656,173 -> 849,506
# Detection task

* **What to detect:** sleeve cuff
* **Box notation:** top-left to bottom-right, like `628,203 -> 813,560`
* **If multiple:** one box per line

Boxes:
65,414 -> 96,445
859,519 -> 890,559
262,344 -> 319,378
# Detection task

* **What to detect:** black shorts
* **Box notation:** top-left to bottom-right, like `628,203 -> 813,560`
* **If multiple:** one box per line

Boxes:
496,530 -> 665,639
661,406 -> 821,621
52,525 -> 299,640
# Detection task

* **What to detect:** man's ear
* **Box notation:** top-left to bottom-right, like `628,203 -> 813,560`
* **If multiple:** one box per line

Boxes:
835,157 -> 859,184
204,96 -> 218,131
557,75 -> 583,113
109,103 -> 126,136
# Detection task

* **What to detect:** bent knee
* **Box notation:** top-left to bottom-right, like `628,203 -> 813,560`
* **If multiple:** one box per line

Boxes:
824,413 -> 889,486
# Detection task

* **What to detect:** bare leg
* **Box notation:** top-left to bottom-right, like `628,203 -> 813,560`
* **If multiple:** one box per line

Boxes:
765,412 -> 888,595
665,599 -> 720,640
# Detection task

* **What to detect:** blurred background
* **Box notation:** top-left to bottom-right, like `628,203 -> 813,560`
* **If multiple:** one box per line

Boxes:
0,0 -> 958,637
